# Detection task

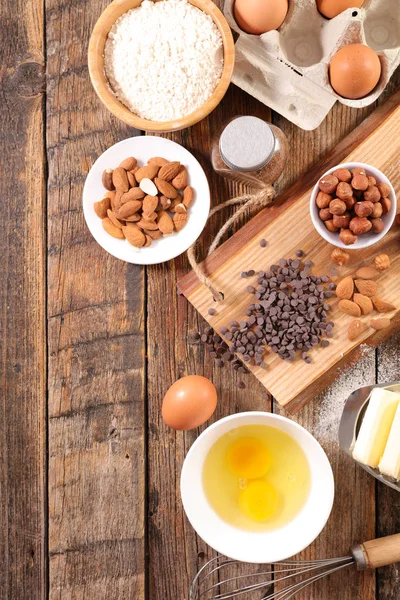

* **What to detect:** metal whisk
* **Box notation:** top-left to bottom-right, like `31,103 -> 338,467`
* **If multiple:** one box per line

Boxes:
190,533 -> 400,600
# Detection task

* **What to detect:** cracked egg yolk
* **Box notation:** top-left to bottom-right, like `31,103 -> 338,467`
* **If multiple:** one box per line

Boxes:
239,480 -> 278,521
227,437 -> 271,479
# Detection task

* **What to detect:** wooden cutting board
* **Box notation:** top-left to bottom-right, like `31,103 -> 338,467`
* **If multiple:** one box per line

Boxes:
178,90 -> 400,413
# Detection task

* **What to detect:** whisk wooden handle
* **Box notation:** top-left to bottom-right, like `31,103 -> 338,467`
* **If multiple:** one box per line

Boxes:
354,534 -> 400,569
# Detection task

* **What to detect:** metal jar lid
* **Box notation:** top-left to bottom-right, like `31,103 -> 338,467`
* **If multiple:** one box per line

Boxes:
219,116 -> 276,172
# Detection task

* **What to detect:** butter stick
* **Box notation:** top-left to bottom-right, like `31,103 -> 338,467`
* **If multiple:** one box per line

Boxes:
352,388 -> 400,469
379,402 -> 400,480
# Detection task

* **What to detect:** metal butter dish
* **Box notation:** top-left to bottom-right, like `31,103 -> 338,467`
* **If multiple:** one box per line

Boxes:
339,381 -> 400,492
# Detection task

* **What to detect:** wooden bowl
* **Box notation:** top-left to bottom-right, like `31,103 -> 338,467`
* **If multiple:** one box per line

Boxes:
88,0 -> 235,132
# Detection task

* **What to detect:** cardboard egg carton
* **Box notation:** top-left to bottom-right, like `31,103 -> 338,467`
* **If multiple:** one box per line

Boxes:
224,0 -> 400,130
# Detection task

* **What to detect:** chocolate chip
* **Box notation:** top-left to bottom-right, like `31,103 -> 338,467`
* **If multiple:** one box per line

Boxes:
241,271 -> 248,278
247,270 -> 255,277
238,381 -> 246,389
260,239 -> 268,247
296,249 -> 304,257
208,308 -> 216,315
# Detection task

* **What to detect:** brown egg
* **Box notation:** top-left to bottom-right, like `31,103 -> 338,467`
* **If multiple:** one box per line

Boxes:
317,0 -> 364,19
234,0 -> 288,35
162,375 -> 217,431
329,44 -> 381,100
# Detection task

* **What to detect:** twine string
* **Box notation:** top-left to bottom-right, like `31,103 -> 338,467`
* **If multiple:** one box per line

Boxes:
187,184 -> 275,302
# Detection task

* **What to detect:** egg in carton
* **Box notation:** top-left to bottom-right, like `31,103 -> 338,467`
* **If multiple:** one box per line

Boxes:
224,0 -> 400,130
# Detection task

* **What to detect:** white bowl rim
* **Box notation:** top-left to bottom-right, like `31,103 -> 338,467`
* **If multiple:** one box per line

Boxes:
310,162 -> 396,250
180,411 -> 335,563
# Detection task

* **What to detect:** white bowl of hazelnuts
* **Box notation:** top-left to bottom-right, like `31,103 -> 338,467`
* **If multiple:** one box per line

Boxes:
310,162 -> 396,249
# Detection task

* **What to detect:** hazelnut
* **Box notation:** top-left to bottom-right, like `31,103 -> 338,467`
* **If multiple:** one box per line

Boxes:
349,216 -> 373,235
375,253 -> 390,271
333,168 -> 352,183
329,198 -> 347,215
371,218 -> 385,233
351,167 -> 366,177
344,196 -> 356,211
367,176 -> 377,186
377,182 -> 391,198
381,197 -> 392,214
331,247 -> 350,266
340,228 -> 358,245
371,202 -> 383,219
319,208 -> 332,221
325,220 -> 339,233
354,200 -> 374,218
351,174 -> 369,191
316,191 -> 332,209
333,212 -> 351,229
364,186 -> 381,203
319,174 -> 339,194
336,182 -> 353,201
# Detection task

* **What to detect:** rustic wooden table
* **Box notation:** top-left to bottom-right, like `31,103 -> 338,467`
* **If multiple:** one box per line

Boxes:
1,0 -> 399,597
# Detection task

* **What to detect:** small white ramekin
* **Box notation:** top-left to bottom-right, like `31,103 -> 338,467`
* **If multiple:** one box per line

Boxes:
310,162 -> 396,250
180,411 -> 334,564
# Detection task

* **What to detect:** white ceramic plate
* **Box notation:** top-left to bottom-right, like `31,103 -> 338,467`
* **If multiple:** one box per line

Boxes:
83,136 -> 210,264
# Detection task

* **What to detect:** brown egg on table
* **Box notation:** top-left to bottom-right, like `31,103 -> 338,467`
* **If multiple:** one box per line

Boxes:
329,44 -> 381,100
234,0 -> 288,35
162,375 -> 217,431
317,0 -> 364,19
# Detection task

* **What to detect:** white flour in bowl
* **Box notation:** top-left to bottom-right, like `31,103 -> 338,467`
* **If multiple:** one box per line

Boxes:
104,0 -> 224,122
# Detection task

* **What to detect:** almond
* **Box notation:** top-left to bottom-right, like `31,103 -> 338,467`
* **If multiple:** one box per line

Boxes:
121,187 -> 145,202
355,266 -> 379,279
157,211 -> 174,234
124,213 -> 141,222
143,195 -> 159,217
336,276 -> 354,300
374,254 -> 390,271
102,168 -> 115,191
135,164 -> 159,182
158,161 -> 181,181
338,299 -> 361,317
112,167 -> 129,192
119,157 -> 137,171
354,279 -> 378,297
157,196 -> 171,211
173,211 -> 188,232
174,203 -> 187,214
348,319 -> 366,341
107,209 -> 124,229
102,217 -> 125,239
113,190 -> 124,212
145,211 -> 158,221
117,200 -> 143,219
154,178 -> 178,199
139,178 -> 158,196
94,197 -> 111,219
353,293 -> 373,315
122,224 -> 145,248
370,317 -> 391,330
136,218 -> 159,231
144,228 -> 163,240
169,196 -> 184,213
183,185 -> 194,208
172,165 -> 188,190
127,171 -> 137,188
148,156 -> 169,167
372,296 -> 396,313
143,234 -> 152,247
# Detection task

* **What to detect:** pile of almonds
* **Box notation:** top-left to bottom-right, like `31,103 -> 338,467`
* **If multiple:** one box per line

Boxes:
334,253 -> 396,340
94,156 -> 194,248
316,166 -> 392,245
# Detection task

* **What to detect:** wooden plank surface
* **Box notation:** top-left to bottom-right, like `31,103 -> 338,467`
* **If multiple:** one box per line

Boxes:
0,0 -> 47,597
178,89 -> 400,412
45,0 -> 146,597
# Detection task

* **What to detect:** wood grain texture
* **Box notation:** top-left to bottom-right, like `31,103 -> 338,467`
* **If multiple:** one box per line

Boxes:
46,0 -> 145,596
0,0 -> 47,596
179,88 -> 400,412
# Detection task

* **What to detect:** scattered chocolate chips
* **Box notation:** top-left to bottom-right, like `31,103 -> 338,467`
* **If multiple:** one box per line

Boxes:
221,255 -> 334,364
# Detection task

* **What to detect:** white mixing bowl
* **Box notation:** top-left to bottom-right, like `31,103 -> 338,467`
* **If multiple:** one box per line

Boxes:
181,411 -> 334,563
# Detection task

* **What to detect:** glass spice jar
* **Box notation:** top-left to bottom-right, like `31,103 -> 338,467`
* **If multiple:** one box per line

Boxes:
210,116 -> 289,189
